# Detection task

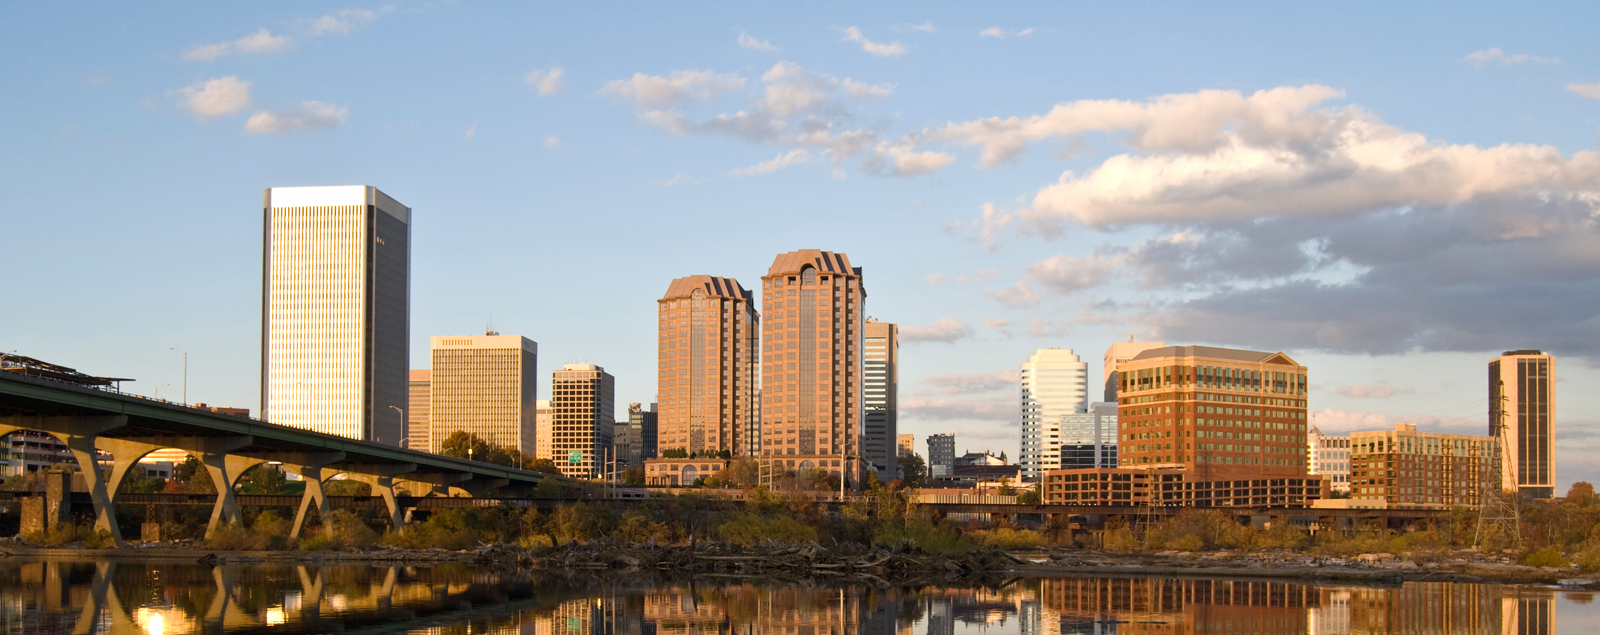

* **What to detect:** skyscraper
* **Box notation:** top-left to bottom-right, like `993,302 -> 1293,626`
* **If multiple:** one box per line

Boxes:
1102,341 -> 1166,402
1114,345 -> 1308,478
657,275 -> 759,457
1490,350 -> 1556,499
535,399 -> 552,461
862,319 -> 899,482
261,185 -> 410,444
408,370 -> 431,451
927,433 -> 956,478
428,333 -> 538,456
759,250 -> 865,482
1055,402 -> 1119,470
549,363 -> 614,478
629,402 -> 658,461
1019,348 -> 1089,481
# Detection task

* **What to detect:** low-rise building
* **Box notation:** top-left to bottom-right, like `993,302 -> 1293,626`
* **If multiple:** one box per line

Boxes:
644,458 -> 730,486
1350,423 -> 1497,510
1043,466 -> 1326,507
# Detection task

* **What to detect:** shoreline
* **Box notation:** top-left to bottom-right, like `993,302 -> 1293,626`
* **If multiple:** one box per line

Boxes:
2,543 -> 1592,588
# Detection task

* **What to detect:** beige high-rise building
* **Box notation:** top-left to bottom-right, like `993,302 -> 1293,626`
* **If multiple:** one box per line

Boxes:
550,363 -> 614,478
535,399 -> 552,461
261,185 -> 410,444
657,275 -> 759,457
1102,341 -> 1166,402
428,334 -> 538,456
760,249 -> 866,482
1490,350 -> 1556,499
862,319 -> 898,482
897,434 -> 914,456
408,370 -> 430,451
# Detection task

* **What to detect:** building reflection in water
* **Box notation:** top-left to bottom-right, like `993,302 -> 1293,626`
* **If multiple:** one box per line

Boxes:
0,560 -> 1562,635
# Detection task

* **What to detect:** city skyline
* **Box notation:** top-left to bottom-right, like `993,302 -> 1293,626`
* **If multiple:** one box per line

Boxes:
6,3 -> 1599,489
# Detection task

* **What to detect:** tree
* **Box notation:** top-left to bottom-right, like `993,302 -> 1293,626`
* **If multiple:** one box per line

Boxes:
897,452 -> 926,487
525,458 -> 562,475
238,464 -> 288,494
621,465 -> 645,486
176,456 -> 215,494
660,448 -> 688,458
1018,483 -> 1043,505
439,431 -> 492,461
1568,482 -> 1597,507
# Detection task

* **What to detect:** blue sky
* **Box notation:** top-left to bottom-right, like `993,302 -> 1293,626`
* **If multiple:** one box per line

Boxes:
5,2 -> 1599,487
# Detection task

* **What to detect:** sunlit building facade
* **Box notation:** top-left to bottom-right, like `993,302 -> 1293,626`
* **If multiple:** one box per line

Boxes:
863,319 -> 899,482
407,370 -> 430,451
1019,348 -> 1089,480
428,333 -> 537,456
1102,340 -> 1166,402
261,185 -> 410,444
1308,426 -> 1351,493
1350,423 -> 1497,510
549,363 -> 614,478
1490,350 -> 1556,499
657,275 -> 759,457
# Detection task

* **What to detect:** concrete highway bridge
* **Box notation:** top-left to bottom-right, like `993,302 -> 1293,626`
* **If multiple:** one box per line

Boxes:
0,370 -> 579,546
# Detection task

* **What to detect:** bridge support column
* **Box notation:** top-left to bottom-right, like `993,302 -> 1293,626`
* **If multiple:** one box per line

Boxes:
0,415 -> 129,546
343,463 -> 417,534
254,452 -> 346,540
97,436 -> 258,539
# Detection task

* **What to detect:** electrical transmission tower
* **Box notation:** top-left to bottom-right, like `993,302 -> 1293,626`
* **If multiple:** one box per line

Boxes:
1475,380 -> 1522,549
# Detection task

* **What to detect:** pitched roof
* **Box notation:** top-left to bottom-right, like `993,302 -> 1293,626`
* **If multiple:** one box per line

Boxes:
660,275 -> 753,302
766,249 -> 854,277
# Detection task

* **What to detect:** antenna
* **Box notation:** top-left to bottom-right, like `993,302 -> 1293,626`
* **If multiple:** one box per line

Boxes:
1475,379 -> 1521,549
485,317 -> 498,336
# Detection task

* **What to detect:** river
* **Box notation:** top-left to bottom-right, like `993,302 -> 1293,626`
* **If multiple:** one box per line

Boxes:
0,559 -> 1594,634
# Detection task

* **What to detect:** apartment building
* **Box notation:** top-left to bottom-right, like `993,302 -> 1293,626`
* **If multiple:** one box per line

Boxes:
1350,423 -> 1498,510
1042,466 -> 1326,507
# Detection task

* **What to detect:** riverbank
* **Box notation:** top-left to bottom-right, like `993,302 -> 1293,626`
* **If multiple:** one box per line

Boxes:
4,538 -> 1594,588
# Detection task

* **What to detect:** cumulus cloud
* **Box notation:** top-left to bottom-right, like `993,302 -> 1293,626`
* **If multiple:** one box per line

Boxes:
986,282 -> 1041,308
1462,48 -> 1558,67
982,318 -> 1013,329
907,22 -> 935,33
842,26 -> 906,57
902,396 -> 1015,422
979,27 -> 1035,38
1027,253 -> 1119,294
900,318 -> 975,343
1569,82 -> 1600,100
243,101 -> 347,134
600,69 -> 747,107
1334,381 -> 1413,399
183,28 -> 292,61
175,76 -> 253,119
524,67 -> 566,95
1027,317 -> 1071,338
861,145 -> 956,176
920,370 -> 1019,395
729,149 -> 811,176
738,32 -> 777,51
310,8 -> 383,35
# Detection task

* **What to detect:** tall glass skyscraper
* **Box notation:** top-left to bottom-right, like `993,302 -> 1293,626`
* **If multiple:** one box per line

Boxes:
261,185 -> 410,445
1019,348 -> 1089,480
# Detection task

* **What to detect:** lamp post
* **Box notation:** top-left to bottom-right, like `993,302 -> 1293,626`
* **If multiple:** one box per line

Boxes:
389,405 -> 405,448
154,383 -> 170,401
169,348 -> 187,405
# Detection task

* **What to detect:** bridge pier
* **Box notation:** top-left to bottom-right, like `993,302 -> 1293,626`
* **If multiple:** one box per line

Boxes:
99,435 -> 260,539
343,463 -> 418,534
0,415 -> 129,546
254,452 -> 346,539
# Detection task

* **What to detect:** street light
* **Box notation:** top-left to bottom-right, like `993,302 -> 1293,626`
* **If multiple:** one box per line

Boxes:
388,405 -> 405,448
154,383 -> 170,401
169,348 -> 187,405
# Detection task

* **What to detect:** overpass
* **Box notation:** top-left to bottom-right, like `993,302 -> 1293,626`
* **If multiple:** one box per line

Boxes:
0,370 -> 579,546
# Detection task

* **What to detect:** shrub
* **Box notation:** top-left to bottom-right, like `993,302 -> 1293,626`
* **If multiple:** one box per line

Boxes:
1573,544 -> 1600,572
24,524 -> 114,548
971,527 -> 1047,550
1523,545 -> 1568,568
716,513 -> 817,546
301,509 -> 377,551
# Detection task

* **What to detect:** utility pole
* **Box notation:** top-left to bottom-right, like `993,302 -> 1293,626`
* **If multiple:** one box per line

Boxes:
169,348 -> 187,405
1476,380 -> 1522,549
389,406 -> 405,448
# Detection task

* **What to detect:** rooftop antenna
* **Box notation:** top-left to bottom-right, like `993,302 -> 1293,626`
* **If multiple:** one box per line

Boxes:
485,317 -> 498,336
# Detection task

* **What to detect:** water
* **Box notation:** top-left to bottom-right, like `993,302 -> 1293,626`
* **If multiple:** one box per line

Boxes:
0,559 -> 1595,634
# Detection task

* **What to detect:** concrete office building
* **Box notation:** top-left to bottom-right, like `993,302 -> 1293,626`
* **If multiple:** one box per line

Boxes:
1490,350 -> 1556,499
657,276 -> 759,457
1102,341 -> 1166,402
1308,426 -> 1352,493
549,363 -> 614,478
897,434 -> 914,456
927,433 -> 956,477
862,320 -> 899,482
759,250 -> 866,481
535,399 -> 552,462
1019,348 -> 1090,481
1350,423 -> 1498,510
408,370 -> 431,451
1113,345 -> 1309,479
261,185 -> 410,444
429,334 -> 538,456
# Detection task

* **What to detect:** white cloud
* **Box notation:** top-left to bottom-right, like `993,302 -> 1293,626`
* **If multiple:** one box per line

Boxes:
543,136 -> 561,149
183,28 -> 293,61
1334,381 -> 1412,399
902,396 -> 1015,422
982,318 -> 1013,329
243,101 -> 347,134
524,67 -> 566,95
920,370 -> 1019,395
1462,48 -> 1558,67
1027,317 -> 1070,338
1027,253 -> 1118,294
908,22 -> 935,33
658,174 -> 705,187
310,8 -> 382,35
842,26 -> 906,57
737,32 -> 777,51
986,282 -> 1040,308
840,78 -> 893,100
900,317 -> 974,343
600,69 -> 747,108
925,273 -> 948,285
176,76 -> 253,119
729,149 -> 811,176
880,147 -> 955,176
1569,82 -> 1600,100
979,27 -> 1006,38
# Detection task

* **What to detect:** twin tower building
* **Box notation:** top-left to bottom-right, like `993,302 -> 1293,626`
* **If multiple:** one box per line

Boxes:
259,186 -> 900,482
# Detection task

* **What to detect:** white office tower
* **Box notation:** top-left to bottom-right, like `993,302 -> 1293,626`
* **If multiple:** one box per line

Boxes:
262,186 -> 410,444
862,320 -> 899,483
1019,348 -> 1089,481
429,334 -> 538,456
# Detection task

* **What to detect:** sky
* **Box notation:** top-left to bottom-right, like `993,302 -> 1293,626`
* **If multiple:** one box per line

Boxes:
4,2 -> 1599,488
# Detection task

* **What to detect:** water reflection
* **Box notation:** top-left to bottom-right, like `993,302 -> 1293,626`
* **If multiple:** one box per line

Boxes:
0,560 -> 1570,635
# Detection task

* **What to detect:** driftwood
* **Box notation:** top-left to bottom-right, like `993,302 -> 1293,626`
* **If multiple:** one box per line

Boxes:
473,538 -> 1024,584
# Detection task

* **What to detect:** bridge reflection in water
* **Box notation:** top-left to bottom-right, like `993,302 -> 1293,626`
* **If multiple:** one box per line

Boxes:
0,561 -> 1569,635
